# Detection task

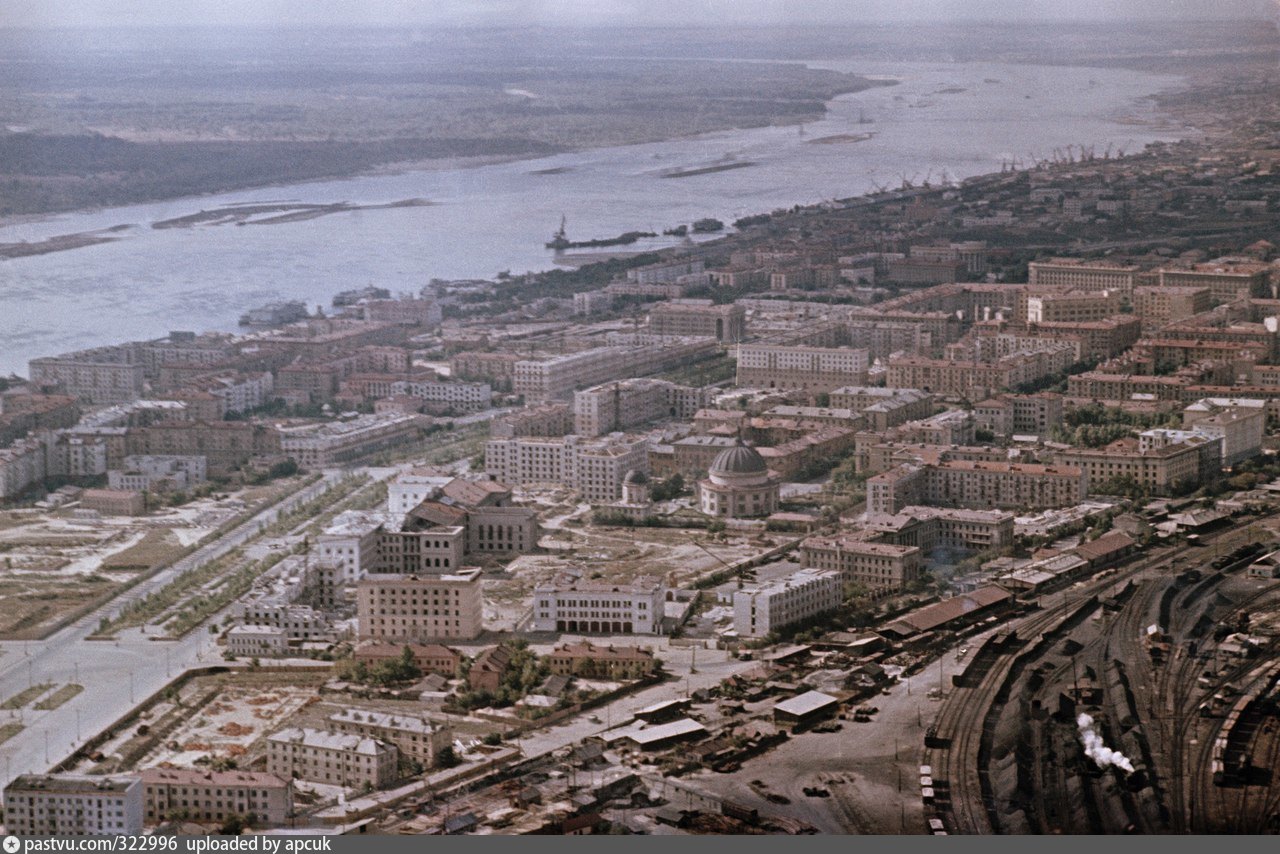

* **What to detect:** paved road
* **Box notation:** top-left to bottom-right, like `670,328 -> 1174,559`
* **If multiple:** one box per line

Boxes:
0,469 -> 350,790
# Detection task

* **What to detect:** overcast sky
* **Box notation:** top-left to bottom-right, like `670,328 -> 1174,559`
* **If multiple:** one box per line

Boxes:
1,0 -> 1275,28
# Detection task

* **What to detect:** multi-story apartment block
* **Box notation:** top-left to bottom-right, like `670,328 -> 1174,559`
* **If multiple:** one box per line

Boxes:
733,567 -> 843,638
1132,286 -> 1212,329
448,351 -> 521,389
484,433 -> 648,502
863,505 -> 1015,553
3,775 -> 144,836
140,768 -> 293,827
868,460 -> 1087,513
127,420 -> 279,478
489,403 -> 574,438
328,709 -> 451,768
356,569 -> 484,642
1025,289 -> 1121,323
1182,398 -> 1266,466
1055,432 -> 1221,496
265,728 -> 398,789
1158,262 -> 1270,303
886,345 -> 1075,398
972,393 -> 1065,437
402,379 -> 491,412
799,537 -> 923,594
0,437 -> 48,500
1028,259 -> 1146,297
627,259 -> 706,284
387,469 -> 453,515
514,340 -> 717,402
30,346 -> 146,405
276,413 -> 424,468
736,344 -> 870,392
648,300 -> 745,342
573,378 -> 710,437
531,574 -> 665,634
108,454 -> 207,493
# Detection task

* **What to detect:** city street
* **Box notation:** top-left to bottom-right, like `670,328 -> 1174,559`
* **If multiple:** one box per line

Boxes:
0,469 -> 349,788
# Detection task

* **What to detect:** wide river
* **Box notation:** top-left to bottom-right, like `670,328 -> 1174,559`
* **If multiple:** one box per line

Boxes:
0,59 -> 1191,376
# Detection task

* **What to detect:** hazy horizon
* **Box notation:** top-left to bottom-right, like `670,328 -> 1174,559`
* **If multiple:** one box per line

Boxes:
1,0 -> 1276,29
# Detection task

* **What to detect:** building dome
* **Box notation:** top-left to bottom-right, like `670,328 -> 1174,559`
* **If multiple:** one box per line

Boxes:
709,441 -> 768,478
623,469 -> 649,485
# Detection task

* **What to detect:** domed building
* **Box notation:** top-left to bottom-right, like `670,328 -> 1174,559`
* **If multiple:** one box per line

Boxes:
597,468 -> 654,522
698,440 -> 780,519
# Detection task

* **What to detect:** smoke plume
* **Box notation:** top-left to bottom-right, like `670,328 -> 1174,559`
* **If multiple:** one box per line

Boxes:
1076,713 -> 1135,774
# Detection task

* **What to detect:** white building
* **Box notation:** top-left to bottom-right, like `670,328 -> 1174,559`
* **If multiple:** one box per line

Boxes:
387,469 -> 451,515
328,709 -> 452,768
3,775 -> 144,836
573,378 -> 711,437
403,379 -> 491,412
226,624 -> 289,658
108,454 -> 207,493
697,441 -> 780,519
733,568 -> 843,639
532,573 -> 665,634
276,413 -> 424,468
1182,397 -> 1267,467
265,728 -> 398,789
484,433 -> 649,503
736,344 -> 870,392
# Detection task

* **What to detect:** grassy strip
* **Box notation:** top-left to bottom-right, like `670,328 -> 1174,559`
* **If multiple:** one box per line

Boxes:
162,552 -> 286,638
1,683 -> 54,709
0,722 -> 24,744
34,683 -> 83,710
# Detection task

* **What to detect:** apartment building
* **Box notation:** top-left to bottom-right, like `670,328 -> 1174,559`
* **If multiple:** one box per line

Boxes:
387,469 -> 452,514
1158,262 -> 1270,303
356,569 -> 484,642
3,775 -> 143,836
484,433 -> 649,503
1182,397 -> 1267,466
226,624 -> 289,657
627,258 -> 706,284
885,345 -> 1075,398
868,460 -> 1086,513
448,351 -> 521,388
1132,286 -> 1212,328
829,386 -> 936,431
140,768 -> 293,827
30,346 -> 146,405
514,340 -> 717,402
799,537 -> 923,594
736,344 -> 870,392
863,505 -> 1015,553
328,709 -> 451,768
128,420 -> 279,478
0,436 -> 48,500
1027,259 -> 1145,296
648,300 -> 745,342
1025,289 -> 1121,323
108,454 -> 207,493
276,413 -> 424,468
1055,432 -> 1220,496
573,378 -> 710,437
489,403 -> 574,438
265,728 -> 398,789
531,574 -> 665,634
972,393 -> 1065,437
733,567 -> 843,639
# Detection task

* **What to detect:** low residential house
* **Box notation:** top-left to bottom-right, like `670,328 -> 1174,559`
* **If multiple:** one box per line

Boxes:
545,642 -> 657,680
468,645 -> 514,694
353,642 -> 462,677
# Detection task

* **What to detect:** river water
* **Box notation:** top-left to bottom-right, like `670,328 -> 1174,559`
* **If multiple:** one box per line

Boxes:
0,59 -> 1189,376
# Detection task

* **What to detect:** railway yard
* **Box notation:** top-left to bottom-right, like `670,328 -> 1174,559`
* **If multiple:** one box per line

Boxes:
925,519 -> 1280,834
